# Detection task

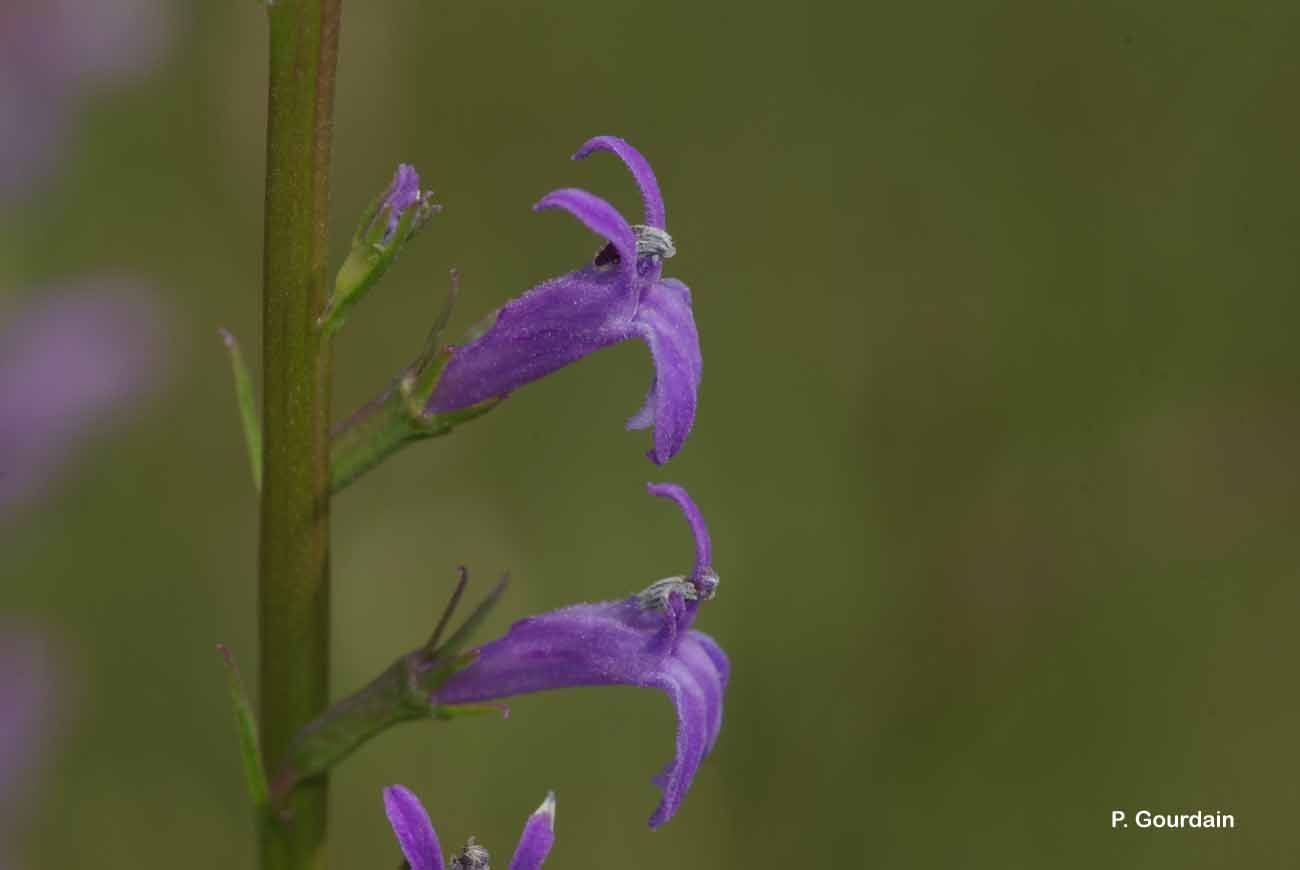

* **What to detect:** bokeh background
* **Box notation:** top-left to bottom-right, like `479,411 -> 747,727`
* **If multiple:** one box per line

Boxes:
3,0 -> 1298,866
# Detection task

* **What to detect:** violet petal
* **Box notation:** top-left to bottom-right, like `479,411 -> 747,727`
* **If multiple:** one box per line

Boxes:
647,482 -> 712,578
572,136 -> 667,230
383,164 -> 422,238
383,785 -> 445,870
508,792 -> 556,870
426,266 -> 636,414
436,598 -> 727,828
533,187 -> 637,279
628,278 -> 702,465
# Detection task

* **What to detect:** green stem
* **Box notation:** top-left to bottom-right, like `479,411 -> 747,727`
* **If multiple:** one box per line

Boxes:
258,2 -> 341,868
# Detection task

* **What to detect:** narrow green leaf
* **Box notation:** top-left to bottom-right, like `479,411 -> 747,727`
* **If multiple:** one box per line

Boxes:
217,643 -> 271,815
218,329 -> 263,490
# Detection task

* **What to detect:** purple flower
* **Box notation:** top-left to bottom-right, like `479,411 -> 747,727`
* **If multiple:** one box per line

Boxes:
383,164 -> 423,240
436,483 -> 727,828
383,784 -> 556,870
427,136 -> 701,465
0,0 -> 175,203
0,283 -> 165,519
0,628 -> 55,867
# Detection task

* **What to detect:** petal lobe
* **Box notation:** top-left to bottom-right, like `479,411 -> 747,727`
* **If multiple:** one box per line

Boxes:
573,136 -> 667,230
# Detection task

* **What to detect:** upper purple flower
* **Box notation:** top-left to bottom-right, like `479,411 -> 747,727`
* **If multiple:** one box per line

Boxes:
435,483 -> 727,828
383,784 -> 555,870
0,0 -> 174,204
426,136 -> 702,465
0,283 -> 165,519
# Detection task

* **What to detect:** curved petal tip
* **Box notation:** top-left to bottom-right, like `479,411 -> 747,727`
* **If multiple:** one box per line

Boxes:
572,136 -> 667,230
509,791 -> 557,869
628,278 -> 701,464
646,635 -> 727,829
647,482 -> 712,578
383,785 -> 444,870
533,187 -> 636,278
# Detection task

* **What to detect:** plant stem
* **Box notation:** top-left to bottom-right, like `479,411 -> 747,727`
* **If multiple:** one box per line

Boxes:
258,1 -> 341,868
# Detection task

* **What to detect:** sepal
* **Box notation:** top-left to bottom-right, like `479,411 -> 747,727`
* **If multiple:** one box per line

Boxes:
269,571 -> 508,808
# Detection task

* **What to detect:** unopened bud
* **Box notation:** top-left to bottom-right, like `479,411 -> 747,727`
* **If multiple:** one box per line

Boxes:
319,164 -> 440,336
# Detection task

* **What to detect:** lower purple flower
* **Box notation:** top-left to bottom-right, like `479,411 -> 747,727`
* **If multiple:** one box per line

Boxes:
435,483 -> 728,829
0,627 -> 56,867
383,784 -> 555,870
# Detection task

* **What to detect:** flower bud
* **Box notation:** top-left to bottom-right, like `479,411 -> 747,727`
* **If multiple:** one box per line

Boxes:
319,164 -> 440,336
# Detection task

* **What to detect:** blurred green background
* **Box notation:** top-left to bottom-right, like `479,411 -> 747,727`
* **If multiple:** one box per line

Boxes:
3,0 -> 1299,866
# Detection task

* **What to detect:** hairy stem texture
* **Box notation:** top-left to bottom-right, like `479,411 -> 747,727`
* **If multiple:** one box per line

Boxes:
258,1 -> 341,868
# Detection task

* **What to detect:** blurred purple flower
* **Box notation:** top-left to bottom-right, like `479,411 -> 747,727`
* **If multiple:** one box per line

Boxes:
0,283 -> 165,518
427,136 -> 702,465
384,784 -> 555,870
436,483 -> 727,829
0,0 -> 174,203
0,628 -> 55,867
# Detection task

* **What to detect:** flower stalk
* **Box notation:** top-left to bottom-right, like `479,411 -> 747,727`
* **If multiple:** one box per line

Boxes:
270,570 -> 508,806
329,273 -> 499,492
258,1 -> 341,868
